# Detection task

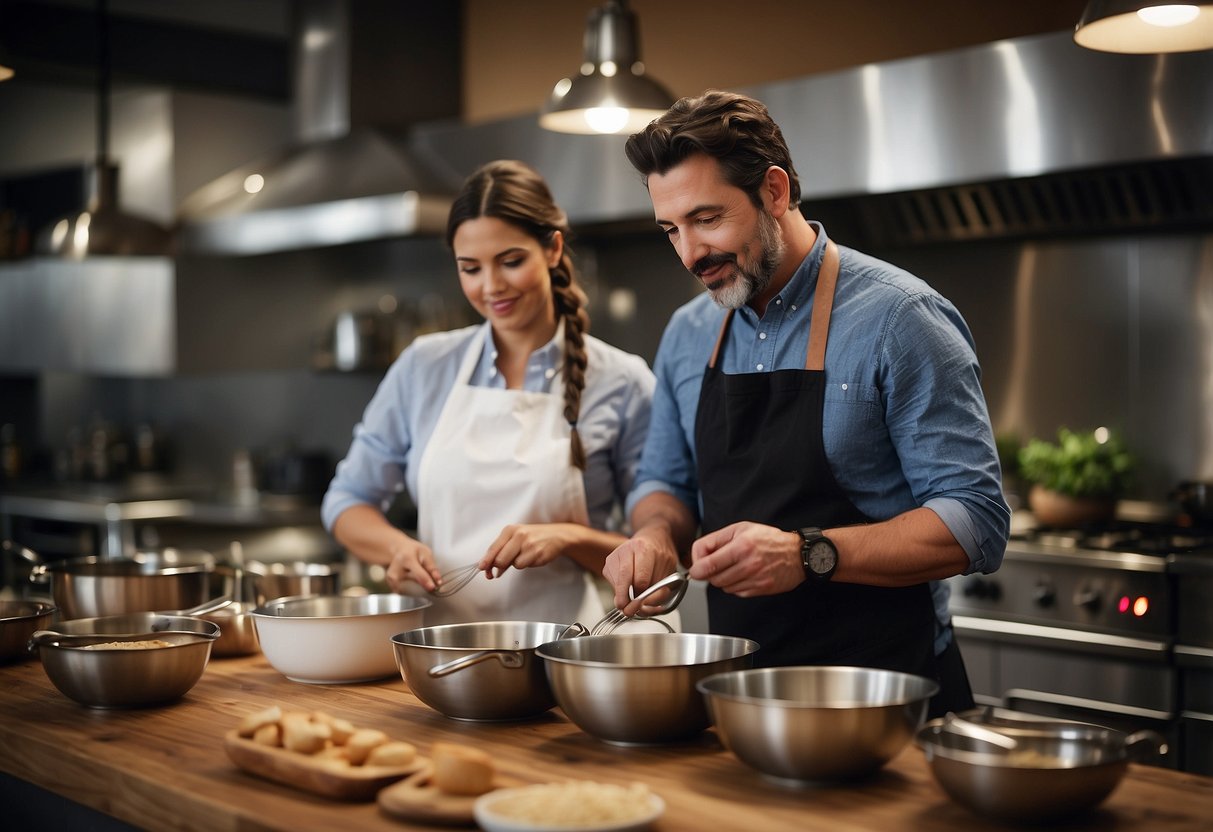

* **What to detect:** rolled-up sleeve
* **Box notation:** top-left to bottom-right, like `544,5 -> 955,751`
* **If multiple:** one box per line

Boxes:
881,294 -> 1010,574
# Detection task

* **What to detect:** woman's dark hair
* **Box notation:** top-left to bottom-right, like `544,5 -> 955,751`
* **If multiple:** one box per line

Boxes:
445,160 -> 589,470
624,90 -> 801,209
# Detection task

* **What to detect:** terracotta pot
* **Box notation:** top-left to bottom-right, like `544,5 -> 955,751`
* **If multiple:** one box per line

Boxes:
1029,485 -> 1116,528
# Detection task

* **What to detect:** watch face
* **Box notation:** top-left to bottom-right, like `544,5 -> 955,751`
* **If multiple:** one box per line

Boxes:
808,541 -> 835,573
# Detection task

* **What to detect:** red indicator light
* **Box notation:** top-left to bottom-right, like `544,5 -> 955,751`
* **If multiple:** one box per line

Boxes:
1133,596 -> 1149,617
1118,596 -> 1130,614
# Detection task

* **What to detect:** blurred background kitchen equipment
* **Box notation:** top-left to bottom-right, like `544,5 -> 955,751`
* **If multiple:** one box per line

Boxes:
28,546 -> 215,619
391,621 -> 567,721
536,632 -> 758,745
246,559 -> 341,601
1171,480 -> 1213,525
698,666 -> 938,783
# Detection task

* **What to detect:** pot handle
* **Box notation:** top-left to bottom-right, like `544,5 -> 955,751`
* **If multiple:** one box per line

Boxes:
1124,730 -> 1169,760
558,622 -> 589,639
427,649 -> 525,678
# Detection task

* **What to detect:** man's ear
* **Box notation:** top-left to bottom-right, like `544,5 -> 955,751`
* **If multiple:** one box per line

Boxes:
762,166 -> 792,218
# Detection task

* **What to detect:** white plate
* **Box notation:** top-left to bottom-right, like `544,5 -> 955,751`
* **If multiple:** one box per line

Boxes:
473,783 -> 665,832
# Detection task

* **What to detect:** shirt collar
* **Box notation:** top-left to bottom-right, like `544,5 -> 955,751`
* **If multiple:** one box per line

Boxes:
472,319 -> 565,383
736,221 -> 830,324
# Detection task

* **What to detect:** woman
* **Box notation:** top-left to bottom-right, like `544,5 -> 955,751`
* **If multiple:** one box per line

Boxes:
321,160 -> 655,626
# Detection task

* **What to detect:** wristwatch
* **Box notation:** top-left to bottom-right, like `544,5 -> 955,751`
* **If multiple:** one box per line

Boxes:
796,527 -> 838,581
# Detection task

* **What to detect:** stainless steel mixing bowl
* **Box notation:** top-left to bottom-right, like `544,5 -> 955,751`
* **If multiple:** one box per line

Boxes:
697,665 -> 939,783
536,633 -> 759,745
0,599 -> 57,662
30,613 -> 219,708
916,711 -> 1168,822
246,560 -> 341,601
251,593 -> 431,684
392,621 -> 567,721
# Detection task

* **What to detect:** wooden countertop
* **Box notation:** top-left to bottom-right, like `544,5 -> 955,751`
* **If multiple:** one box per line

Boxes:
1,653 -> 1210,831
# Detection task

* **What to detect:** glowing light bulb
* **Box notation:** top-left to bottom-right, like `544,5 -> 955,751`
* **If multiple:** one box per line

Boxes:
243,174 -> 265,194
1137,5 -> 1200,27
1133,596 -> 1149,617
584,107 -> 630,134
1118,596 -> 1130,614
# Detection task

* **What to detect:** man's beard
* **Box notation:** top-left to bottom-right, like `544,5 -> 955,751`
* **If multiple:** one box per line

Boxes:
697,210 -> 785,310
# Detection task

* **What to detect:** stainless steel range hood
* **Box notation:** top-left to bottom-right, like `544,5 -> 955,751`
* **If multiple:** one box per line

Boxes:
412,30 -> 1213,244
176,0 -> 459,256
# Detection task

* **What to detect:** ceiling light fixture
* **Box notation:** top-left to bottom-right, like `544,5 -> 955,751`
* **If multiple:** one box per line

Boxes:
539,0 -> 674,135
36,0 -> 171,258
1074,1 -> 1213,53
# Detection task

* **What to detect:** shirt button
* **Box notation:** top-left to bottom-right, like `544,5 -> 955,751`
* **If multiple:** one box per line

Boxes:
756,363 -> 764,371
489,366 -> 498,377
841,383 -> 849,390
544,368 -> 556,379
790,304 -> 798,312
758,332 -> 767,340
775,298 -> 782,305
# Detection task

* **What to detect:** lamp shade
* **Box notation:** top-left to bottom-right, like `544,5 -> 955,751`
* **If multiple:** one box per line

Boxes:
1074,1 -> 1213,53
540,0 -> 674,135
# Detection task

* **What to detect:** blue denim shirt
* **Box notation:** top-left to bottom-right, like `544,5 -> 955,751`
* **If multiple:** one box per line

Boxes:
628,224 -> 1010,651
322,322 -> 655,535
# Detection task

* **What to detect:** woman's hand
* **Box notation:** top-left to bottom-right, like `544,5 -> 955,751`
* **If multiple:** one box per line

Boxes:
384,538 -> 442,593
479,523 -> 578,577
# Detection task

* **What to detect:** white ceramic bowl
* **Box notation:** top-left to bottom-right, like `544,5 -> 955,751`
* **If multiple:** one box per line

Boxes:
473,783 -> 664,832
251,594 -> 430,684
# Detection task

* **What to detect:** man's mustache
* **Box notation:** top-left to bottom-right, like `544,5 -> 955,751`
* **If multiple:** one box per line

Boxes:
692,253 -> 736,278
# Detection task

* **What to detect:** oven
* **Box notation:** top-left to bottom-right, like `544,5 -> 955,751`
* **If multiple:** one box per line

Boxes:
1169,553 -> 1213,776
948,523 -> 1213,772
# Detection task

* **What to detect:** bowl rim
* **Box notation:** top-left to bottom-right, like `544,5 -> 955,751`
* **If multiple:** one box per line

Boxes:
0,599 -> 58,622
250,593 -> 432,620
391,620 -> 572,650
534,632 -> 760,669
35,631 -> 218,652
696,665 -> 941,709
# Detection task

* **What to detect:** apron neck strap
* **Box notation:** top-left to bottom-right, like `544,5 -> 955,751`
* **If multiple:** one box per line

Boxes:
805,240 -> 840,371
706,239 -> 842,371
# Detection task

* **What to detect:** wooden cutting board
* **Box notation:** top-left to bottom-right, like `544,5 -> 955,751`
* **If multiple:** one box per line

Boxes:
224,731 -> 426,801
377,765 -> 528,826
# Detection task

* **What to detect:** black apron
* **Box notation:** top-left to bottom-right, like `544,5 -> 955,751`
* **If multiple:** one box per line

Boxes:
693,240 -> 941,685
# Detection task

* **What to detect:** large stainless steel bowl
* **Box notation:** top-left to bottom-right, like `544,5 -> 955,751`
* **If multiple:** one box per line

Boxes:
29,613 -> 219,708
536,633 -> 759,745
697,666 -> 939,783
0,599 -> 57,662
30,548 -> 215,619
246,560 -> 341,601
916,711 -> 1168,822
392,621 -> 567,721
251,593 -> 431,684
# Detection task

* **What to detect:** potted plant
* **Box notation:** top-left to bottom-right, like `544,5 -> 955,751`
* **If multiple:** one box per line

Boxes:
1017,428 -> 1134,527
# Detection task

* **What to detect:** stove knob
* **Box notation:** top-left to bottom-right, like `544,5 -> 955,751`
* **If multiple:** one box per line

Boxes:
1074,587 -> 1102,613
1033,582 -> 1056,608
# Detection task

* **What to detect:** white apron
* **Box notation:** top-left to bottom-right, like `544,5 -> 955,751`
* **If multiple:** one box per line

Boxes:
414,332 -> 604,627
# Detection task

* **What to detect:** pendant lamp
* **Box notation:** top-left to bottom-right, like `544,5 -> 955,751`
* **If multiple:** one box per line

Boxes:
1074,1 -> 1213,53
36,0 -> 171,258
539,0 -> 674,135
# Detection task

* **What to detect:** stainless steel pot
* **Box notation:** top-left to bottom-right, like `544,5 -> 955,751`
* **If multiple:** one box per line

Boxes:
536,633 -> 759,745
172,565 -> 264,657
29,548 -> 215,620
0,599 -> 57,662
391,621 -> 567,721
1172,480 -> 1213,523
916,710 -> 1167,822
246,559 -> 341,602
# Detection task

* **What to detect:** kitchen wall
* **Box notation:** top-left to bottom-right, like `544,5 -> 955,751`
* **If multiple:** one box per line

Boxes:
2,0 -> 1209,509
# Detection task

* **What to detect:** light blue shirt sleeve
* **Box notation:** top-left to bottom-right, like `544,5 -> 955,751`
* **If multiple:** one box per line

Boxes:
322,322 -> 655,536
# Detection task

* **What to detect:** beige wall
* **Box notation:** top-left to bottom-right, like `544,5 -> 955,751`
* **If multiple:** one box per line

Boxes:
463,0 -> 1089,124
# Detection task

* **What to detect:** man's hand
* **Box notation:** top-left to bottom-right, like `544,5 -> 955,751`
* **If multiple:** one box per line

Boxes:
603,526 -> 681,617
689,521 -> 804,597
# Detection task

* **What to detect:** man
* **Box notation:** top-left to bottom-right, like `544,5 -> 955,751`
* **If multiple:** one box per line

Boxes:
603,91 -> 1009,717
